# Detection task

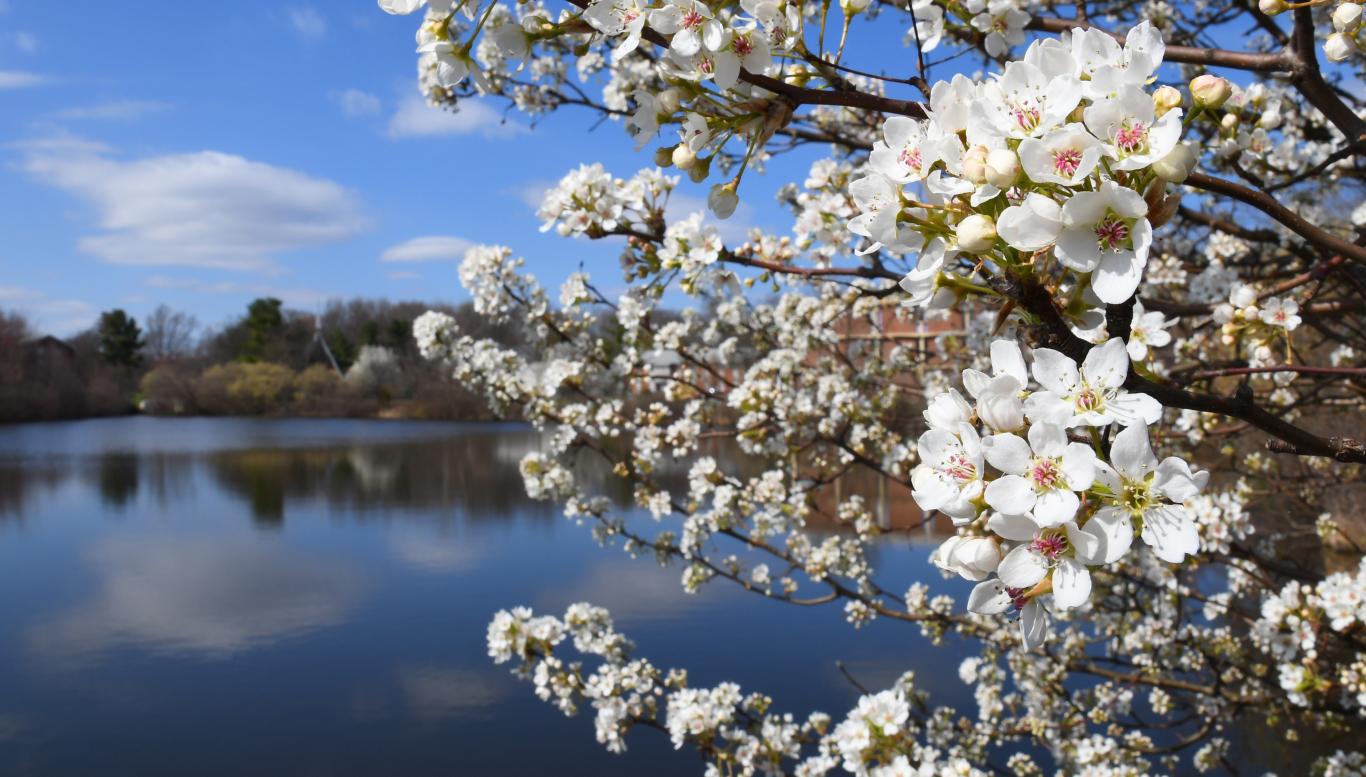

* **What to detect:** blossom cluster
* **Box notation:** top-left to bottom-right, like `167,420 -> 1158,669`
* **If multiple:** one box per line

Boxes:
917,337 -> 1209,647
847,22 -> 1194,315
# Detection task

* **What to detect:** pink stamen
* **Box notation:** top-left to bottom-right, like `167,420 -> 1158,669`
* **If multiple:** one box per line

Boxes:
1115,122 -> 1147,153
732,34 -> 753,55
681,9 -> 704,27
1052,148 -> 1083,177
1095,217 -> 1130,251
1028,533 -> 1069,560
1030,457 -> 1062,489
898,146 -> 922,172
1012,104 -> 1042,132
1075,386 -> 1103,413
945,453 -> 976,483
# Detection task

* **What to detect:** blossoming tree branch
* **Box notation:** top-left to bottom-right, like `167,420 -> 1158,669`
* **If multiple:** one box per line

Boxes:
381,0 -> 1365,772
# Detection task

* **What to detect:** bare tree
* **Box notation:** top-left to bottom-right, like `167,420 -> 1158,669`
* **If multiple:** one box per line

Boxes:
142,304 -> 198,363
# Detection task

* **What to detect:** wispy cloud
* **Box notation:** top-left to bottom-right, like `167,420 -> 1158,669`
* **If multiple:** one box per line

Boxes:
387,95 -> 525,140
0,70 -> 43,89
0,285 -> 98,336
288,6 -> 327,38
23,138 -> 367,272
333,88 -> 382,118
52,100 -> 170,122
8,31 -> 37,53
144,276 -> 333,309
380,236 -> 473,262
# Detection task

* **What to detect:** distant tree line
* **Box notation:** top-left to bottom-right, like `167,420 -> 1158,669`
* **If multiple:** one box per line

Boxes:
0,298 -> 523,423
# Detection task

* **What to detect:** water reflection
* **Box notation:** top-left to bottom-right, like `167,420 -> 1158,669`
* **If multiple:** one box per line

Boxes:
30,535 -> 363,660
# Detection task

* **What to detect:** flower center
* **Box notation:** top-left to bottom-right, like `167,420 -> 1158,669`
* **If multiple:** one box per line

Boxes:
1094,216 -> 1130,252
697,56 -> 715,75
1011,103 -> 1042,133
1115,122 -> 1148,154
1120,479 -> 1152,514
1030,457 -> 1064,490
732,34 -> 753,55
681,9 -> 704,28
898,146 -> 922,172
945,453 -> 977,483
1028,532 -> 1069,560
1075,385 -> 1105,413
1052,148 -> 1083,177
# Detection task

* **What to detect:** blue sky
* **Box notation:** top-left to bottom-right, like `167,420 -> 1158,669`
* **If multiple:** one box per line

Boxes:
0,0 -> 809,336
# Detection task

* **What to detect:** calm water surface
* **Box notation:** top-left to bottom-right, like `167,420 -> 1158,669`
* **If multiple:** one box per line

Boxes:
0,417 -> 960,776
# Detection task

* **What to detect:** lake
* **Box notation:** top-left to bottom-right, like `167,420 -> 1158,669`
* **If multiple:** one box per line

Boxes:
0,416 -> 959,776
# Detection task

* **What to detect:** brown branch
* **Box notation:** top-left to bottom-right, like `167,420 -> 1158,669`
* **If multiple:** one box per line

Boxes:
1185,173 -> 1366,264
1000,272 -> 1366,464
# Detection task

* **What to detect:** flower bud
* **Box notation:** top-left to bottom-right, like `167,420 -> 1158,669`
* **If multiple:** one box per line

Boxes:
1151,143 -> 1197,183
1190,74 -> 1232,108
708,181 -> 739,219
1333,3 -> 1362,32
961,145 -> 989,184
955,214 -> 997,253
657,88 -> 683,115
984,148 -> 1020,189
1242,305 -> 1260,320
841,0 -> 871,13
1230,284 -> 1257,308
1213,304 -> 1235,325
672,143 -> 697,170
1220,113 -> 1240,133
1153,85 -> 1182,117
1258,0 -> 1286,14
1324,32 -> 1356,63
655,145 -> 677,167
688,154 -> 712,182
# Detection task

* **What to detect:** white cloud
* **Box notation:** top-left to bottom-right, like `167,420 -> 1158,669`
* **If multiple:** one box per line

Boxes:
53,99 -> 170,122
0,285 -> 97,336
0,70 -> 43,89
23,141 -> 367,272
380,235 -> 473,262
143,275 -> 332,309
288,6 -> 327,38
28,536 -> 363,660
334,88 -> 382,118
396,665 -> 504,719
9,31 -> 37,53
387,95 -> 526,140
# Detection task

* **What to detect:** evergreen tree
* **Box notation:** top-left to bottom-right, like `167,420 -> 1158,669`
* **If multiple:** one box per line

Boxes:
97,309 -> 145,368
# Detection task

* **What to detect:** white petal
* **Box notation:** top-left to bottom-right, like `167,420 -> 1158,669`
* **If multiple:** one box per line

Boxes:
1109,423 -> 1155,480
998,545 -> 1048,589
1082,338 -> 1129,390
1019,600 -> 1050,649
1032,487 -> 1079,527
1027,422 -> 1067,457
990,340 -> 1029,386
1031,349 -> 1080,395
982,433 -> 1031,474
1154,457 -> 1209,502
986,475 -> 1036,514
1141,504 -> 1200,563
967,579 -> 1013,614
1084,506 -> 1134,564
987,511 -> 1040,542
1051,558 -> 1091,610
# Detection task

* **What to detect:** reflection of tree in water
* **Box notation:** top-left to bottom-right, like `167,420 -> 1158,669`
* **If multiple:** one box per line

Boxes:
0,461 -> 68,518
94,453 -> 140,509
205,430 -> 567,525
